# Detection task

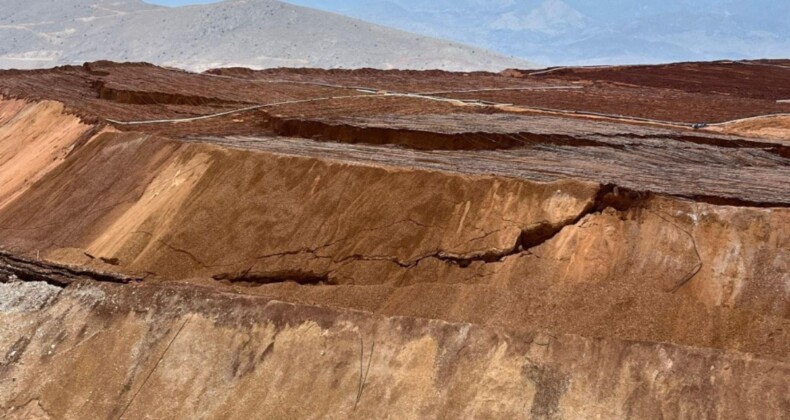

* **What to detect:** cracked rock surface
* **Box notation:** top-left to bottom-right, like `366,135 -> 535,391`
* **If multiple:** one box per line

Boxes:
0,61 -> 788,418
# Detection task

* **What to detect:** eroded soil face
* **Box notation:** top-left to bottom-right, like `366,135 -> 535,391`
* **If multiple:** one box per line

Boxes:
0,61 -> 788,418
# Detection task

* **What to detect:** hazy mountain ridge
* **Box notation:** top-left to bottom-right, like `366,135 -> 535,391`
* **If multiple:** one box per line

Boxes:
0,0 -> 530,71
286,0 -> 790,65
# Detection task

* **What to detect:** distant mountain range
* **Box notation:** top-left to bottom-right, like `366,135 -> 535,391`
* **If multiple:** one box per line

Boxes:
286,0 -> 790,65
0,0 -> 530,71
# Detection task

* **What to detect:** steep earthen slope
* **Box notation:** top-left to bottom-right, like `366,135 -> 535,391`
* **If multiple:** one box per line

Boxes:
0,99 -> 96,208
1,280 -> 786,419
0,61 -> 787,418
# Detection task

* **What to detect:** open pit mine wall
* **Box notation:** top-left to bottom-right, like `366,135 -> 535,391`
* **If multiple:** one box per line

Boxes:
0,97 -> 787,418
2,280 -> 787,420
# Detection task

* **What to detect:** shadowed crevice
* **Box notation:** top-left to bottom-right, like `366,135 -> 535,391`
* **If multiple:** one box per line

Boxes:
212,270 -> 335,287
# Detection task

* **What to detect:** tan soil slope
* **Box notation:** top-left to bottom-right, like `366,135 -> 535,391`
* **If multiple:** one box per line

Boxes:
1,281 -> 787,419
710,114 -> 790,141
0,99 -> 95,208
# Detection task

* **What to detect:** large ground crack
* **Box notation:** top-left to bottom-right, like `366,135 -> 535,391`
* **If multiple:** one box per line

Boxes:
213,270 -> 334,287
0,185 -> 650,289
331,183 -> 650,270
0,250 -> 141,287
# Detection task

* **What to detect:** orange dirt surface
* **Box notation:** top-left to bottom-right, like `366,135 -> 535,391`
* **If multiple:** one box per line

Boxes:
712,114 -> 790,140
0,61 -> 788,418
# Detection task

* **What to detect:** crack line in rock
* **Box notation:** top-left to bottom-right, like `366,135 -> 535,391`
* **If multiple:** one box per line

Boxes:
645,209 -> 704,293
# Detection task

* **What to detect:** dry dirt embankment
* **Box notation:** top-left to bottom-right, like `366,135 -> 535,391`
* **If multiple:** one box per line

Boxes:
1,280 -> 787,419
709,114 -> 790,141
0,99 -> 97,208
0,91 -> 787,418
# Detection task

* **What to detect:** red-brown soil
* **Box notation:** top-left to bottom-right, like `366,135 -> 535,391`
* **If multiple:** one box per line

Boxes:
525,60 -> 790,100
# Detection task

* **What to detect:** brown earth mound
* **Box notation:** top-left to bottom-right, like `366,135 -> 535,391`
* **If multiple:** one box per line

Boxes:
0,61 -> 788,418
712,114 -> 790,140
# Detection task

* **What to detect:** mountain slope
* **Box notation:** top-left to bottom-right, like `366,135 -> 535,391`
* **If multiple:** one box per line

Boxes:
0,0 -> 530,71
286,0 -> 790,66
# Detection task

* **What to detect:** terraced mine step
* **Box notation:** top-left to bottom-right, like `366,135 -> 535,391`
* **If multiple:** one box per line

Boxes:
0,61 -> 787,418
